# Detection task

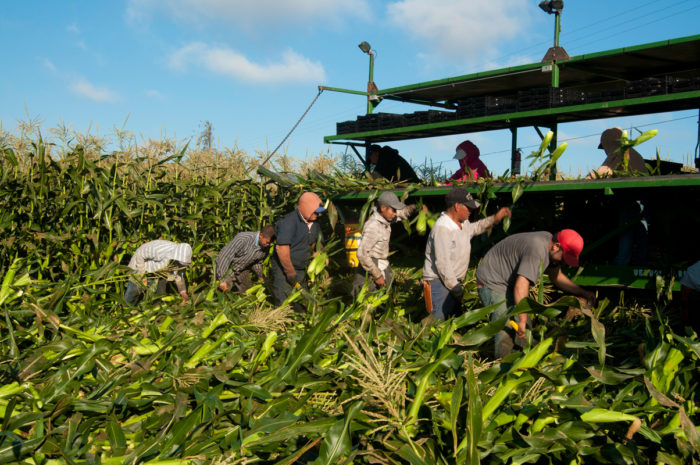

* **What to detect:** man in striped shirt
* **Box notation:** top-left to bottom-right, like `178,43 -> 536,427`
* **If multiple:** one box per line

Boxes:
124,240 -> 192,305
216,225 -> 275,293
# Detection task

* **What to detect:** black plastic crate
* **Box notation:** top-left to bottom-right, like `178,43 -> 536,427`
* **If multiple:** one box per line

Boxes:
667,76 -> 700,93
427,110 -> 455,123
550,88 -> 587,107
404,112 -> 424,126
625,77 -> 666,99
336,120 -> 358,134
456,97 -> 486,118
485,96 -> 517,115
517,88 -> 550,111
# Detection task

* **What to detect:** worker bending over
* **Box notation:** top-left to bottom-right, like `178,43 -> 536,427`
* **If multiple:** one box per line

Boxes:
124,240 -> 192,305
476,229 -> 595,358
216,225 -> 274,293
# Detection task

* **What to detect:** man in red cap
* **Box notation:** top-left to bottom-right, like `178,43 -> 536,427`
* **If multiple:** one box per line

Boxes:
475,230 -> 595,358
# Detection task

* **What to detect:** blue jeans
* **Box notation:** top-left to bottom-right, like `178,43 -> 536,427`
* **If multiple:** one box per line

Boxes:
478,286 -> 519,358
427,279 -> 460,320
124,278 -> 167,305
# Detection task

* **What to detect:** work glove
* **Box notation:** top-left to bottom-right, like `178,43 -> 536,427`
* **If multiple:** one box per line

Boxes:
285,272 -> 298,286
449,284 -> 463,300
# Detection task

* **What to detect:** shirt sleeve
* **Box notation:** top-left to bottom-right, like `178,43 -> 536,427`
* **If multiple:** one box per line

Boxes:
433,226 -> 459,290
469,215 -> 497,237
396,204 -> 417,221
357,221 -> 383,280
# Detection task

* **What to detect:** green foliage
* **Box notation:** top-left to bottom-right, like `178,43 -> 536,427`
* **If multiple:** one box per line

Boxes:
0,135 -> 698,465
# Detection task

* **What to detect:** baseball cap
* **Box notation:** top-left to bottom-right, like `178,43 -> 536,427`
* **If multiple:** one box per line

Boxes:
445,187 -> 480,209
315,205 -> 326,213
557,229 -> 583,267
598,127 -> 622,150
377,191 -> 406,210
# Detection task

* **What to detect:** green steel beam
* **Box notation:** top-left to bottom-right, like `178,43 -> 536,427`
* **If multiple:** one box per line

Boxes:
571,265 -> 682,290
324,90 -> 700,143
318,86 -> 368,96
330,174 -> 700,200
375,34 -> 700,97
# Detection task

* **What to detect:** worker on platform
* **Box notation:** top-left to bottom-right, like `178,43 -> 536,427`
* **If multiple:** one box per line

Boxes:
449,140 -> 490,181
353,191 -> 425,295
422,188 -> 511,320
368,145 -> 421,184
216,225 -> 275,293
475,229 -> 596,359
587,127 -> 649,266
124,240 -> 192,305
271,192 -> 324,306
588,127 -> 648,177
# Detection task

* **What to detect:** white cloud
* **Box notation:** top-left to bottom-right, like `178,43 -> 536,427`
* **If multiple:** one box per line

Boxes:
70,79 -> 118,102
127,0 -> 369,26
76,40 -> 88,50
169,42 -> 326,84
42,59 -> 57,72
387,0 -> 533,63
146,89 -> 165,100
67,23 -> 80,34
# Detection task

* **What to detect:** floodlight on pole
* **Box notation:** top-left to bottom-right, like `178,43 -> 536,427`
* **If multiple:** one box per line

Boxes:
358,41 -> 378,113
358,41 -> 372,54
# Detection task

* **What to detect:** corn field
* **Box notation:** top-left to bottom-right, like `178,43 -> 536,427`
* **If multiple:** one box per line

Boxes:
0,132 -> 698,465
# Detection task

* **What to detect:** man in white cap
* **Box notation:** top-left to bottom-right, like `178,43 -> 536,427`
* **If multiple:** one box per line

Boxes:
353,191 -> 425,295
124,240 -> 192,305
423,187 -> 511,320
476,229 -> 595,358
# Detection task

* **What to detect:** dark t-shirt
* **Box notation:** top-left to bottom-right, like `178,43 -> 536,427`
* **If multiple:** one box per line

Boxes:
274,210 -> 320,271
476,231 -> 552,293
374,147 -> 421,183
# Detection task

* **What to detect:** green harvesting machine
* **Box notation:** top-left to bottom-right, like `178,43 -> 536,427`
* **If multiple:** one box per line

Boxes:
322,34 -> 700,291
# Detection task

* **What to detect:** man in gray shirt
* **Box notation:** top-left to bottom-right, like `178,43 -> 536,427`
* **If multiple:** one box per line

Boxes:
216,225 -> 274,293
476,230 -> 595,358
422,188 -> 510,320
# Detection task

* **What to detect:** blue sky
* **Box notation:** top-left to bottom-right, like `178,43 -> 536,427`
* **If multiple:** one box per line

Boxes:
1,0 -> 699,177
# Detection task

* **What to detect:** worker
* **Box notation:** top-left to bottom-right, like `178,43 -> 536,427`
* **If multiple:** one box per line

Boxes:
475,229 -> 596,358
216,225 -> 275,293
680,261 -> 700,333
449,140 -> 490,181
422,187 -> 511,320
368,145 -> 421,184
587,127 -> 649,265
353,191 -> 425,295
271,192 -> 325,306
587,127 -> 648,177
124,240 -> 192,305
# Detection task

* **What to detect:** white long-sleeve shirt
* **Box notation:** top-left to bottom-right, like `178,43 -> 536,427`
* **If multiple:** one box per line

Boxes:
128,240 -> 192,293
422,212 -> 496,290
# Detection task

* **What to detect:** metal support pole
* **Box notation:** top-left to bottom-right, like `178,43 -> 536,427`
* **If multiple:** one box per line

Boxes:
367,52 -> 375,114
510,127 -> 520,175
549,124 -> 558,180
551,11 -> 561,89
695,108 -> 700,169
549,11 -> 561,179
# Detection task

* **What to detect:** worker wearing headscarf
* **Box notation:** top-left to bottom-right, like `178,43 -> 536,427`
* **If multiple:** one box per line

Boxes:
450,140 -> 490,181
271,192 -> 325,306
124,240 -> 193,305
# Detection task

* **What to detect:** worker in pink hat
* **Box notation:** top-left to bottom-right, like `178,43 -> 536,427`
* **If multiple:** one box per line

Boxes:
449,140 -> 491,181
476,229 -> 596,358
